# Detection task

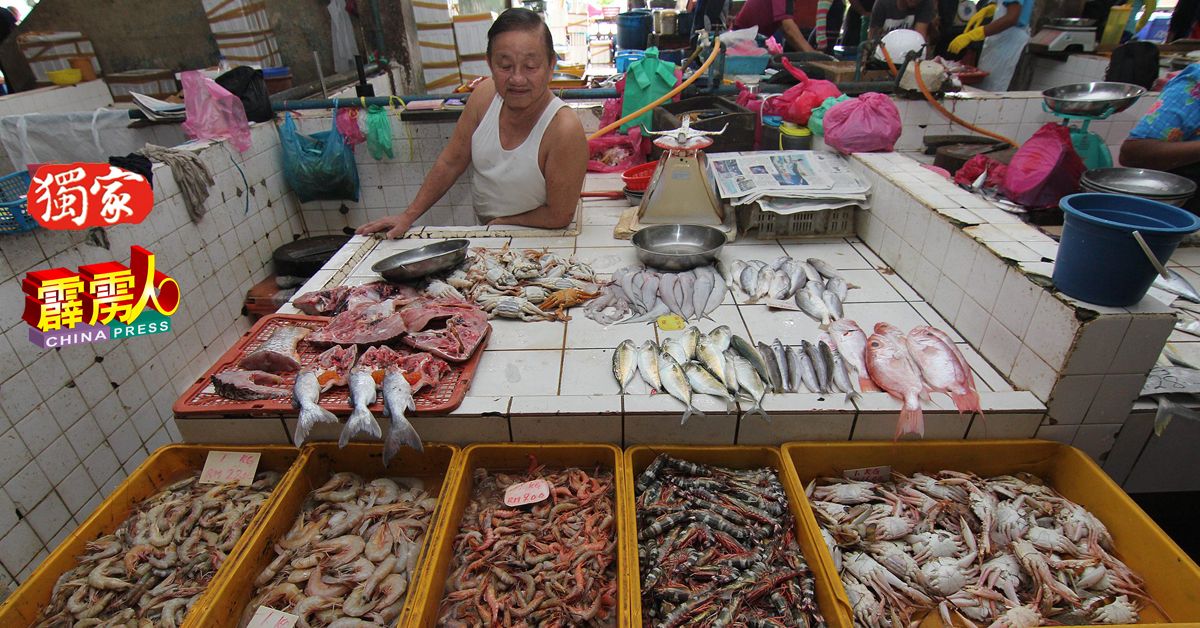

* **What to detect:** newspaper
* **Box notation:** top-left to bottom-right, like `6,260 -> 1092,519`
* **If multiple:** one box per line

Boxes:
706,150 -> 871,209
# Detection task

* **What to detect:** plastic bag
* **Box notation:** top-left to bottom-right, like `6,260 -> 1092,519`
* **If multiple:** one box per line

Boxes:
279,108 -> 360,203
807,94 -> 850,135
365,105 -> 393,159
1001,123 -> 1085,208
336,108 -> 367,147
181,70 -> 252,152
766,59 -> 842,125
954,154 -> 1007,188
822,92 -> 902,154
215,66 -> 274,123
588,128 -> 645,172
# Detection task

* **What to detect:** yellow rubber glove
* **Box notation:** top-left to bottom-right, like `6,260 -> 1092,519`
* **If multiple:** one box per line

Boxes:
949,26 -> 986,54
1136,0 -> 1156,31
966,4 -> 996,31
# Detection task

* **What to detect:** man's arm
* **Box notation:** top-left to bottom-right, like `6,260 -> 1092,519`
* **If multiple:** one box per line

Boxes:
356,80 -> 492,238
982,2 -> 1020,36
1120,138 -> 1200,171
849,0 -> 870,16
778,18 -> 816,52
488,108 -> 588,229
914,21 -> 930,39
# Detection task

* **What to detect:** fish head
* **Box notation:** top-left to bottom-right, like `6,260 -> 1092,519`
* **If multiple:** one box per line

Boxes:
874,322 -> 904,337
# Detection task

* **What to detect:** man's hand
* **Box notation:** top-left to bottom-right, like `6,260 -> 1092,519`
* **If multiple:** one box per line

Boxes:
355,214 -> 415,239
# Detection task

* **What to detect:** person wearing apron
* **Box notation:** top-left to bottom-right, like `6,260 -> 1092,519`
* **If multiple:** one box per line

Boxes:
1120,63 -> 1200,214
357,8 -> 587,238
949,0 -> 1035,91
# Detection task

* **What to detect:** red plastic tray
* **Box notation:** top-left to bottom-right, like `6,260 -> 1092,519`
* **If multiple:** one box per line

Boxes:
173,313 -> 489,418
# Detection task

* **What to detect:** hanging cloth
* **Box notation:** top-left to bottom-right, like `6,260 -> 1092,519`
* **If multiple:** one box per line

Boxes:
620,47 -> 679,134
329,0 -> 357,74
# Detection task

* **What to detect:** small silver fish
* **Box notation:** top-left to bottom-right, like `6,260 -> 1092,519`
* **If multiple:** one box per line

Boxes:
783,260 -> 807,298
739,265 -> 759,296
807,258 -> 844,282
801,262 -> 822,284
638,340 -> 662,392
823,290 -> 844,320
293,369 -> 337,445
707,325 -> 732,352
679,327 -> 701,361
340,366 -> 382,448
723,349 -> 740,393
732,335 -> 773,386
758,341 -> 785,394
796,281 -> 832,326
828,345 -> 860,402
721,260 -> 742,291
659,353 -> 705,424
1153,268 -> 1200,303
684,362 -> 734,411
752,266 -> 773,302
796,346 -> 819,393
697,339 -> 728,387
768,270 -> 791,301
661,338 -> 689,366
381,367 -> 422,463
614,340 -> 637,394
804,340 -> 830,393
785,346 -> 804,393
732,355 -> 769,422
769,255 -> 792,271
825,276 -> 850,301
770,340 -> 789,392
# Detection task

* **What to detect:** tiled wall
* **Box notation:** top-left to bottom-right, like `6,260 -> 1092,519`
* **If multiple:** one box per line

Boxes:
1027,55 -> 1113,92
892,91 -> 1154,160
853,152 -> 1175,475
0,120 -> 306,586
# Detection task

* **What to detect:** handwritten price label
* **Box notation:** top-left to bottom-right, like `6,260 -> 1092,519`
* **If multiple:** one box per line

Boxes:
763,299 -> 802,312
657,315 -> 686,331
844,465 -> 891,483
247,606 -> 298,628
199,451 -> 261,486
504,479 -> 550,507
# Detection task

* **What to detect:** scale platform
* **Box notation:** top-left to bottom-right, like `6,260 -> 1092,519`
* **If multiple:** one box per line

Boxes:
1031,18 -> 1097,54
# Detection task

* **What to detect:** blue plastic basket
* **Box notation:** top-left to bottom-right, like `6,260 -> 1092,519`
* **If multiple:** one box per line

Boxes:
0,171 -> 36,234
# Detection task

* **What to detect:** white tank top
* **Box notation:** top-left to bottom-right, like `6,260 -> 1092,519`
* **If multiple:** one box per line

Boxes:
470,94 -> 566,222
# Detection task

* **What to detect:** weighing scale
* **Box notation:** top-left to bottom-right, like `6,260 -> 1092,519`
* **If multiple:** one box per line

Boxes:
1046,105 -> 1114,169
637,116 -> 727,226
1030,18 -> 1097,54
1041,81 -> 1146,170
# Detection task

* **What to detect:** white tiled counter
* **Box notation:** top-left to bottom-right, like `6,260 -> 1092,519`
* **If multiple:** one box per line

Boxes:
222,172 -> 1048,448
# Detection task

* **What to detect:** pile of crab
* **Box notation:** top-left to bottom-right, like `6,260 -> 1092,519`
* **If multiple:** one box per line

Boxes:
423,245 -> 601,322
807,471 -> 1160,628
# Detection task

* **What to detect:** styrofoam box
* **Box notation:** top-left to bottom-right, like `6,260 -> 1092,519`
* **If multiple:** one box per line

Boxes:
206,3 -> 273,35
419,25 -> 459,65
453,14 -> 494,57
424,67 -> 462,93
17,31 -> 102,82
414,0 -> 453,24
217,35 -> 282,67
459,58 -> 490,81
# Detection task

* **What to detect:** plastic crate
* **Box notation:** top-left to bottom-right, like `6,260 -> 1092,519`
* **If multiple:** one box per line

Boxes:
781,439 -> 1200,628
0,444 -> 302,627
741,202 -> 857,239
401,443 -> 629,628
0,170 -> 36,234
185,442 -> 461,628
624,445 -> 853,628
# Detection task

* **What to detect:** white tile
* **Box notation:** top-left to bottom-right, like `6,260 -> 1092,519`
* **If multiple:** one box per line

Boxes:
980,317 -> 1021,375
109,420 -> 142,464
1072,423 -> 1122,465
13,404 -> 58,457
839,269 -> 904,303
26,493 -> 69,544
483,318 -> 565,351
1062,315 -> 1132,376
36,435 -> 79,486
964,249 -> 1008,311
6,461 -> 50,512
0,370 -> 43,422
625,394 -> 737,445
954,296 -> 989,348
26,353 -> 71,400
468,349 -> 561,396
779,240 -> 874,270
573,246 -> 641,278
966,412 -> 1043,439
0,490 -> 16,538
92,392 -> 129,438
1034,423 -> 1079,445
931,274 -> 964,325
992,267 -> 1042,339
510,411 -> 621,444
564,311 -> 658,350
0,520 -> 39,576
82,445 -> 120,487
840,302 -> 930,339
1046,374 -> 1103,425
942,229 -> 979,290
1082,373 -> 1145,424
560,349 -> 651,396
851,408 -> 970,440
73,363 -> 113,409
1110,315 -> 1175,375
409,414 -> 511,445
66,414 -> 104,459
912,302 -> 962,342
1024,292 -> 1079,371
1010,344 -> 1055,402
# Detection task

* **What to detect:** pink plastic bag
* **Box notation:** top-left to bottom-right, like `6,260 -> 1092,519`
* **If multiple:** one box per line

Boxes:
336,108 -> 367,147
181,70 -> 252,152
766,59 -> 842,125
822,92 -> 902,154
588,127 -> 645,172
954,154 -> 1007,189
1001,123 -> 1085,209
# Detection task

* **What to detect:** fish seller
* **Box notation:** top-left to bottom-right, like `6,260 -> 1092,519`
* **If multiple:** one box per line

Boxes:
357,8 -> 587,238
1120,63 -> 1200,213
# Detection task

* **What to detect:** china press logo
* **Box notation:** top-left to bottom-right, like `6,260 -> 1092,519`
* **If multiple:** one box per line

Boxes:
22,246 -> 180,348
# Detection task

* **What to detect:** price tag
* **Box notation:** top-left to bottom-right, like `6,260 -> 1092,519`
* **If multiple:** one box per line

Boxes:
657,315 -> 686,331
199,451 -> 261,486
844,465 -> 891,483
504,479 -> 550,507
247,606 -> 298,628
764,299 -> 802,312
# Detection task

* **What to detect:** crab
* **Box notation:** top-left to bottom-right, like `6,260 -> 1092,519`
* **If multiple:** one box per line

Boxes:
517,285 -> 550,304
539,288 -> 600,321
478,295 -> 553,321
1089,595 -> 1139,625
509,256 -> 542,279
484,266 -> 518,288
987,603 -> 1043,628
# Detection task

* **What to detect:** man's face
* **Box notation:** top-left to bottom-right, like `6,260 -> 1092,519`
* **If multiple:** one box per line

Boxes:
489,29 -> 554,109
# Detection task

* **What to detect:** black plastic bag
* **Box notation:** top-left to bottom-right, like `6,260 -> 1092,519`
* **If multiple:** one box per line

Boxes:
216,66 -> 275,123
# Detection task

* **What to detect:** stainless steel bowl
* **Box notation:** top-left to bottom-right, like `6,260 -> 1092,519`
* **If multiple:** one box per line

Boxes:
1042,82 -> 1146,117
1081,167 -> 1197,203
631,224 -> 727,271
371,239 -> 469,282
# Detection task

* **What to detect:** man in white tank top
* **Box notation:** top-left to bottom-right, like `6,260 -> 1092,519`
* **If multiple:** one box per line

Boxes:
357,8 -> 587,238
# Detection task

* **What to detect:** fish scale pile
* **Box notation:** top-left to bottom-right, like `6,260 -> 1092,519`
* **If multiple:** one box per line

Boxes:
586,264 -> 727,325
612,326 -> 861,423
33,471 -> 281,628
810,471 -> 1157,628
728,256 -> 849,325
635,454 -> 826,628
244,472 -> 436,628
438,464 -> 618,628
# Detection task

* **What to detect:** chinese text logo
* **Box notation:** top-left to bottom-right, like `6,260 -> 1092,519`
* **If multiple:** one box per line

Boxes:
28,164 -> 153,229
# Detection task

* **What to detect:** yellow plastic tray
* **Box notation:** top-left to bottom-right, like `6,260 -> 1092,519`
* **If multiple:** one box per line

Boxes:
624,445 -> 854,628
401,442 -> 629,628
781,439 -> 1200,628
183,441 -> 461,628
0,443 -> 301,627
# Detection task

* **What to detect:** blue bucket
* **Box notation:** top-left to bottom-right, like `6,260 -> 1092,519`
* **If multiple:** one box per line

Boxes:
617,10 -> 653,50
1053,193 -> 1200,306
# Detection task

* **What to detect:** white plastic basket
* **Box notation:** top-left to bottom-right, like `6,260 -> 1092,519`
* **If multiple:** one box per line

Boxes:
740,203 -> 857,239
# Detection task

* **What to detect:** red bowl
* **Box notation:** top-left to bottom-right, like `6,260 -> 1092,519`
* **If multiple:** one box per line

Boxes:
622,161 -> 658,192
